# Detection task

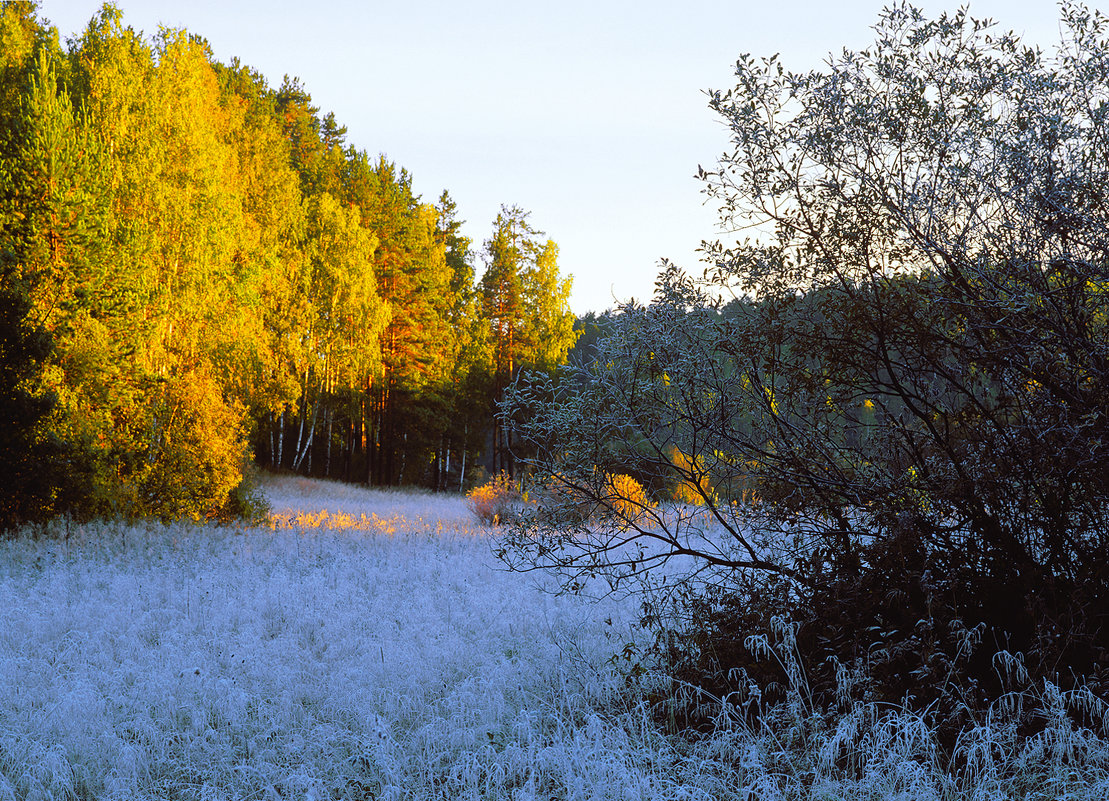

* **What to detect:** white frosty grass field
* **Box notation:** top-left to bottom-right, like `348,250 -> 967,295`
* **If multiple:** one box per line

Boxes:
2,475 -> 1109,800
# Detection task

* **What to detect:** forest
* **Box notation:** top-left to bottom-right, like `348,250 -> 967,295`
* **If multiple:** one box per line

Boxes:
0,2 -> 577,528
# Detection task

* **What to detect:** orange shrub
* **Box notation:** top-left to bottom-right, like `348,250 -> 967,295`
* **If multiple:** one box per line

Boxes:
467,472 -> 522,526
667,446 -> 715,506
540,471 -> 654,527
600,472 -> 655,525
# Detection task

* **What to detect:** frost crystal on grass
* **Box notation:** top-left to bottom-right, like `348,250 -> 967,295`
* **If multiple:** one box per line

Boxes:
2,475 -> 1108,800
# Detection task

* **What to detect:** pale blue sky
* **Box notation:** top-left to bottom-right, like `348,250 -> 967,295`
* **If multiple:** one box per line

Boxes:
43,1 -> 1070,313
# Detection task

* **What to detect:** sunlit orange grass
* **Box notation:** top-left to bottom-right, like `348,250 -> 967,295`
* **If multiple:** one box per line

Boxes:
270,509 -> 395,534
267,508 -> 474,538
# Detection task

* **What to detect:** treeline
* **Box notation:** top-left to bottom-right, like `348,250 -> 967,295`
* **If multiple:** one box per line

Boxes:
0,3 -> 576,527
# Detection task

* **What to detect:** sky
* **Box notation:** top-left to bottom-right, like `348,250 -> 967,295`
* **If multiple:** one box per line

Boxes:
41,0 -> 1074,314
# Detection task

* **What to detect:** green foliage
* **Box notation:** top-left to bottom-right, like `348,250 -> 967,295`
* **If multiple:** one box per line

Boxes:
480,205 -> 577,379
0,251 -> 64,530
433,192 -> 494,491
480,205 -> 578,475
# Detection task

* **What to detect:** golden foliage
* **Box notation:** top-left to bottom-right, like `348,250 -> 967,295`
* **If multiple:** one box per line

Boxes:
600,472 -> 654,525
467,472 -> 522,526
270,509 -> 402,534
138,370 -> 248,522
539,470 -> 655,528
666,446 -> 715,506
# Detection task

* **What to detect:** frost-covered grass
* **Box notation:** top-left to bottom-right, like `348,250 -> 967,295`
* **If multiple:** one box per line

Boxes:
0,476 -> 690,800
2,475 -> 1108,799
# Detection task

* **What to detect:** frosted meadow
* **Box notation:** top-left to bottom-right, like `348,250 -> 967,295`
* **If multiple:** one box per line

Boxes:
3,476 -> 1109,800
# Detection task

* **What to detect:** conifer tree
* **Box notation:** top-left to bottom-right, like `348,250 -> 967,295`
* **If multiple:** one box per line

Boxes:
435,190 -> 492,489
0,248 -> 63,529
479,206 -> 577,474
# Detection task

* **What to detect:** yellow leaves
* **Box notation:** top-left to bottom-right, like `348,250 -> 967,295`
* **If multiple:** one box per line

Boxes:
764,386 -> 779,415
139,369 -> 248,522
901,464 -> 932,513
304,191 -> 389,385
602,472 -> 655,525
667,446 -> 716,505
537,470 -> 655,528
480,206 -> 577,376
269,508 -> 404,535
467,472 -> 521,526
0,4 -> 36,73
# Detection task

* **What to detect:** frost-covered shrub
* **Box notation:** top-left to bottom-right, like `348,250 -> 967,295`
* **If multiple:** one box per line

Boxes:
502,2 -> 1109,732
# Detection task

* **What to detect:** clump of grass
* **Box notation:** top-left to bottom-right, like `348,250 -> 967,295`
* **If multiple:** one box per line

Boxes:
647,610 -> 1109,800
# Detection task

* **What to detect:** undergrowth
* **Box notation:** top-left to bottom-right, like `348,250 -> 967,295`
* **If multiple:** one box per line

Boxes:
648,586 -> 1109,800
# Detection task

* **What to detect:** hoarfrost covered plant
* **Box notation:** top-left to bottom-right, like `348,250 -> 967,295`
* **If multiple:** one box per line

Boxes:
500,0 -> 1109,730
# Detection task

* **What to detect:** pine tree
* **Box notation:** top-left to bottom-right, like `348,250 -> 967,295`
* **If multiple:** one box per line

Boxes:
0,250 -> 63,529
479,206 -> 577,474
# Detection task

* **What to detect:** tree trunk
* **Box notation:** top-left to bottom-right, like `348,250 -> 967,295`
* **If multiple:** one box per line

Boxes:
325,407 -> 334,477
294,396 -> 320,473
293,407 -> 307,471
277,409 -> 286,468
269,414 -> 277,468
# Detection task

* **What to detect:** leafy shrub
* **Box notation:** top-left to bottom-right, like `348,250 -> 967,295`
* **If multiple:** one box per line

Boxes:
467,472 -> 522,525
601,472 -> 655,525
533,470 -> 655,528
218,466 -> 272,526
137,370 -> 249,522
